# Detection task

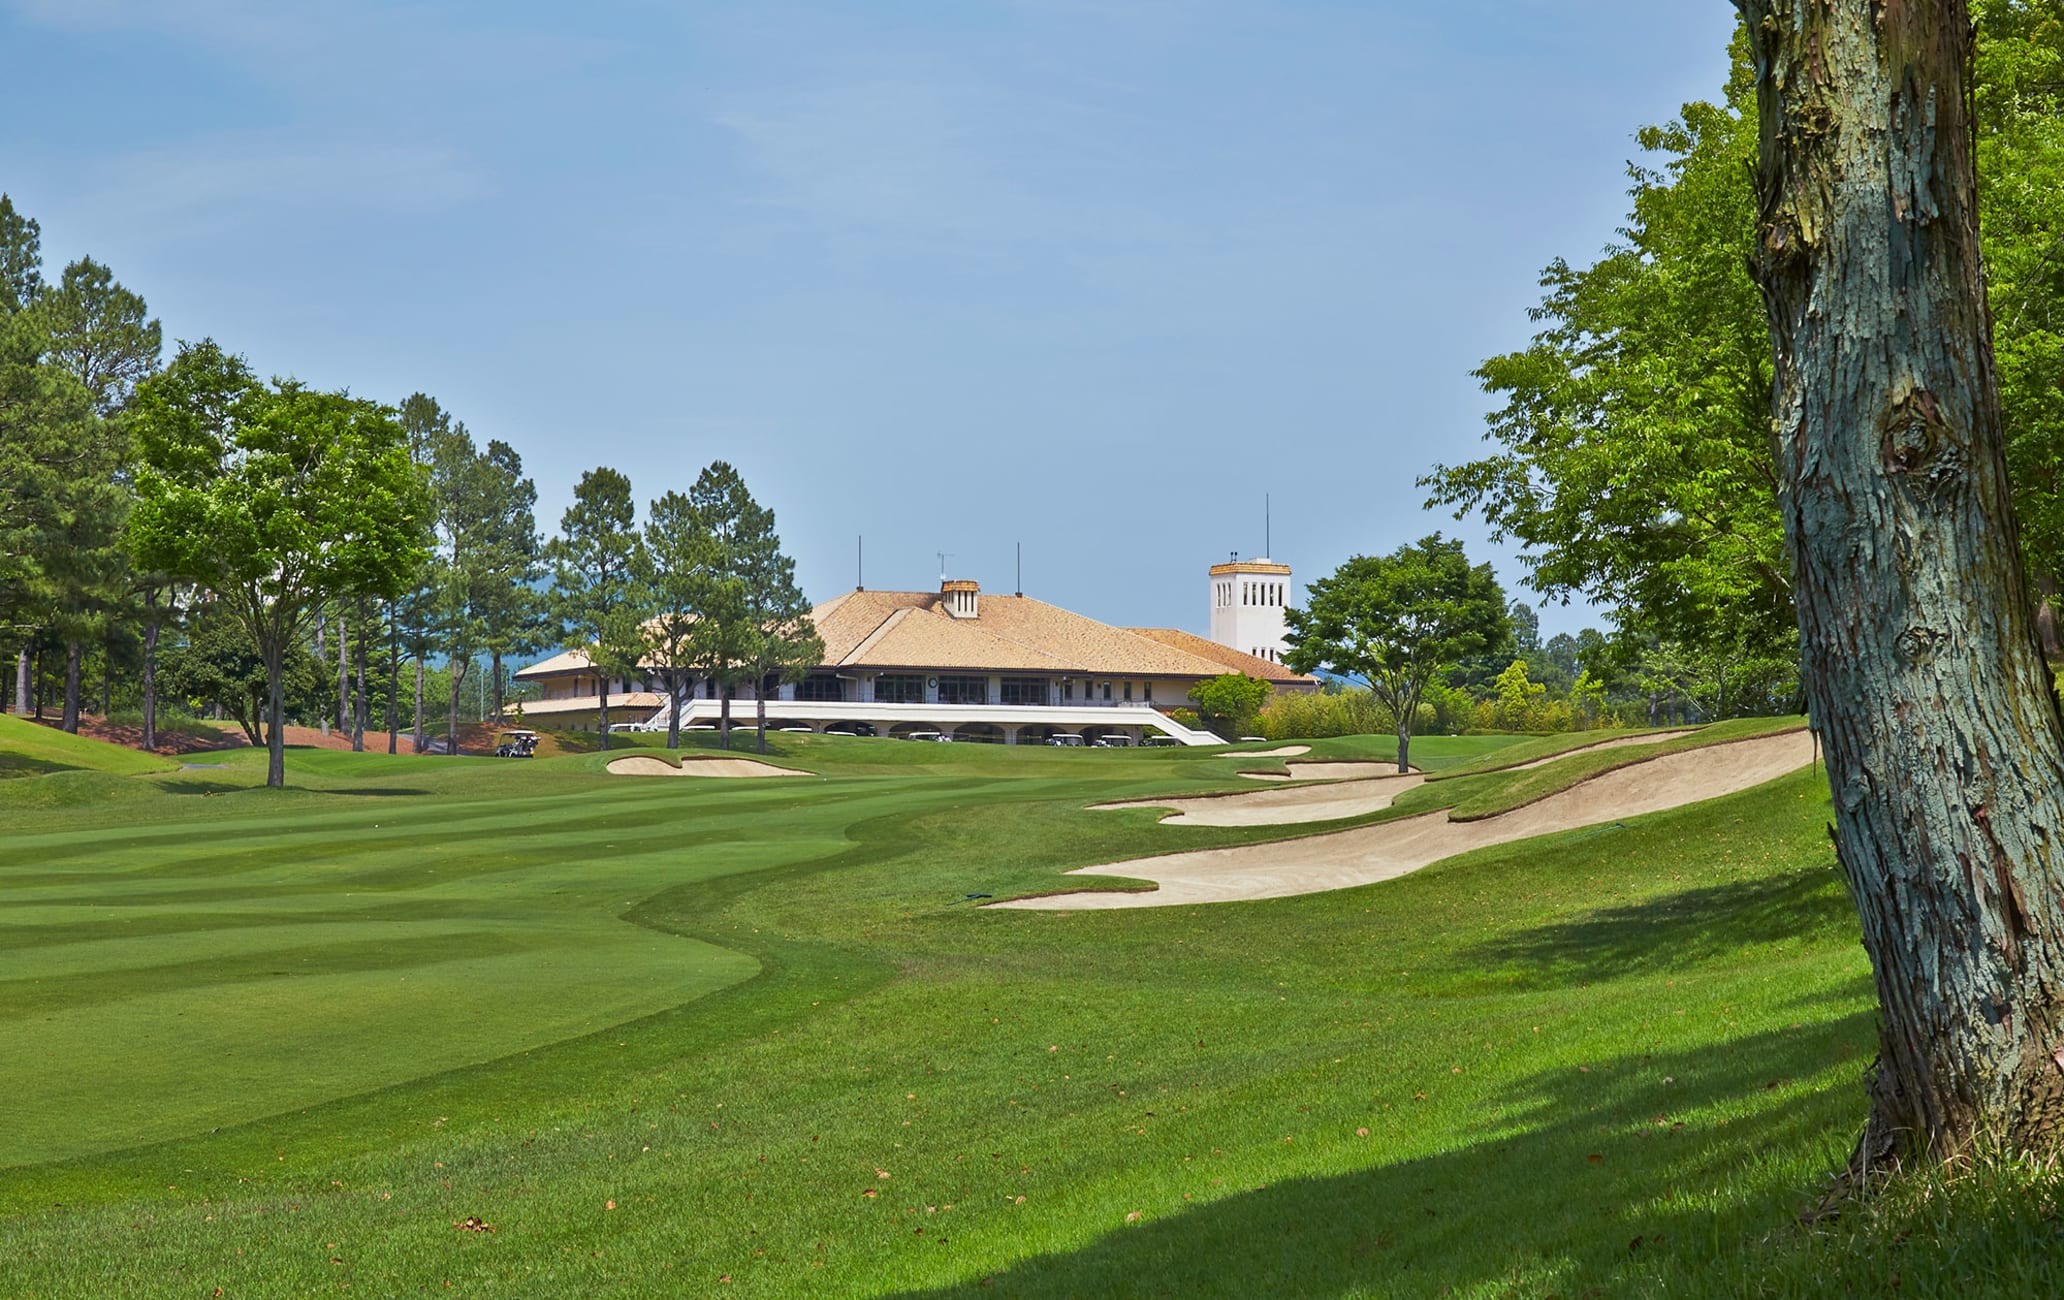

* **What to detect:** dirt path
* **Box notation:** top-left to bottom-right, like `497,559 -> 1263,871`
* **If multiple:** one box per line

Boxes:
994,729 -> 1815,910
1094,773 -> 1427,827
606,755 -> 807,779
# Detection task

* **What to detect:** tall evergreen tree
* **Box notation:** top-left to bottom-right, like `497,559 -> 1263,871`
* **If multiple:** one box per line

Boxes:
548,468 -> 647,749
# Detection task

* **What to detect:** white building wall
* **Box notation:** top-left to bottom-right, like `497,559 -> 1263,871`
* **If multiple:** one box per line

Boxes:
1208,560 -> 1292,664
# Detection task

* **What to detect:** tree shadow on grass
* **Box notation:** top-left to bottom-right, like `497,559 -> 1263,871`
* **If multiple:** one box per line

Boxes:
1448,868 -> 1858,991
889,1014 -> 1877,1299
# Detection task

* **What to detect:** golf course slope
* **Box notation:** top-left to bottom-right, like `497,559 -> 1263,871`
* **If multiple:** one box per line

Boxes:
1007,728 -> 1816,908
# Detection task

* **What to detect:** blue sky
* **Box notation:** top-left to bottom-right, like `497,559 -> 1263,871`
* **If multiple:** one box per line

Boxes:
2,1 -> 1740,639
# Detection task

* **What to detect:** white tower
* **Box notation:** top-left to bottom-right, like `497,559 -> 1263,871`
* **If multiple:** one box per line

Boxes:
1208,556 -> 1293,664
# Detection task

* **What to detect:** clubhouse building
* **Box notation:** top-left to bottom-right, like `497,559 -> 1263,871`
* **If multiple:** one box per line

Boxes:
511,559 -> 1315,746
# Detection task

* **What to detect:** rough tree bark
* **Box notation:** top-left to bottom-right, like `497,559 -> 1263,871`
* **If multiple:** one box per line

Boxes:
12,646 -> 28,717
413,657 -> 426,755
1741,0 -> 2064,1165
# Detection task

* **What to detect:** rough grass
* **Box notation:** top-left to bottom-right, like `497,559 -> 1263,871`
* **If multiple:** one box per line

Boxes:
0,722 -> 2038,1296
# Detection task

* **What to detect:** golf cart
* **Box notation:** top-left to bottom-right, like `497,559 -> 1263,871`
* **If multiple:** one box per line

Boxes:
495,729 -> 540,758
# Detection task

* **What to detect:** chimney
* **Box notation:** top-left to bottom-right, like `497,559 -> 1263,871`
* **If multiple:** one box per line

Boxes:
942,578 -> 979,619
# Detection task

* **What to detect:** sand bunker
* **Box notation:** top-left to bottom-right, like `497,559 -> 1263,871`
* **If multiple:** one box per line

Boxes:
1501,728 -> 1703,772
1240,761 -> 1412,781
606,755 -> 808,779
995,729 -> 1814,910
1095,772 -> 1427,827
1221,745 -> 1311,758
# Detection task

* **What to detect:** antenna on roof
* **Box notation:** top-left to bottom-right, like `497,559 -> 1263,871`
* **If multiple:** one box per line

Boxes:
856,535 -> 864,591
937,551 -> 952,581
1016,542 -> 1022,596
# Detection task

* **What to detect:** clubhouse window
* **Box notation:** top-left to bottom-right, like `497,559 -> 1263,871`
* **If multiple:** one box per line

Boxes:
875,674 -> 925,704
937,674 -> 988,704
797,674 -> 843,702
1001,677 -> 1049,706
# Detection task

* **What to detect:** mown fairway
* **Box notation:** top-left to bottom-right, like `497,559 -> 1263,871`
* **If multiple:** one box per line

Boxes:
6,723 -> 2020,1297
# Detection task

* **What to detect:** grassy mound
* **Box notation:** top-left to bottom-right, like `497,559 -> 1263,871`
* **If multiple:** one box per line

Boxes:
0,724 -> 2012,1296
0,713 -> 181,779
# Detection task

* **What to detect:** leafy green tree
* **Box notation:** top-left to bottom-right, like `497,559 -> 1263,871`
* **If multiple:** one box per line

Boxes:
1422,37 -> 1790,662
1977,3 -> 2064,639
723,474 -> 822,755
38,257 -> 161,417
1492,659 -> 1546,731
1284,535 -> 1510,772
129,342 -> 431,787
1187,673 -> 1272,741
548,467 -> 648,749
0,194 -> 43,314
35,256 -> 157,733
638,489 -> 726,749
682,462 -> 761,750
158,605 -> 321,747
473,439 -> 544,721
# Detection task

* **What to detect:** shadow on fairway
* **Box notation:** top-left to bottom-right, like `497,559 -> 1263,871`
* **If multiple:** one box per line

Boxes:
888,1013 -> 1876,1300
324,786 -> 433,798
1448,869 -> 1857,990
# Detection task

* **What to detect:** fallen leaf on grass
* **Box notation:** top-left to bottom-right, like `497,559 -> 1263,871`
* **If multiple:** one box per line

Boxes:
861,1189 -> 878,1198
1586,1154 -> 1603,1164
1356,1128 -> 1370,1138
452,1217 -> 495,1233
1125,1211 -> 1141,1222
605,1200 -> 617,1211
876,1169 -> 891,1180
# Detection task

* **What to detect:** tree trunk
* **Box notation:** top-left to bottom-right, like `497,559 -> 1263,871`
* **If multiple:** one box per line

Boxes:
448,660 -> 467,757
491,651 -> 504,721
598,674 -> 612,751
720,684 -> 732,751
141,589 -> 162,751
336,608 -> 349,739
62,638 -> 82,734
414,657 -> 426,754
351,603 -> 367,753
264,637 -> 286,789
1743,0 -> 2064,1163
13,645 -> 29,717
667,678 -> 684,749
756,676 -> 769,755
388,608 -> 400,755
315,609 -> 328,737
2037,573 -> 2062,660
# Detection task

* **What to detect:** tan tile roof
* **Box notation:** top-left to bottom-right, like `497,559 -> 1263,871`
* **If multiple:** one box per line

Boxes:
516,587 -> 1309,685
506,692 -> 666,716
515,648 -> 598,679
1126,627 -> 1319,685
809,590 -> 1267,680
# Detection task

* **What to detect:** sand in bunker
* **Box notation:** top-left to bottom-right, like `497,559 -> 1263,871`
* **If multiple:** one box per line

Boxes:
1221,745 -> 1311,758
607,755 -> 808,778
1240,761 -> 1410,780
1502,728 -> 1702,772
994,729 -> 1815,910
1095,773 -> 1426,827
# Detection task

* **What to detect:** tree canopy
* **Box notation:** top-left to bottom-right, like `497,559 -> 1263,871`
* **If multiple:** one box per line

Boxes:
1284,534 -> 1509,772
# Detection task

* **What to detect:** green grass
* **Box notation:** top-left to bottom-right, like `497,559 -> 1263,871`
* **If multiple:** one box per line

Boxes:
0,720 -> 2034,1296
0,713 -> 180,780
